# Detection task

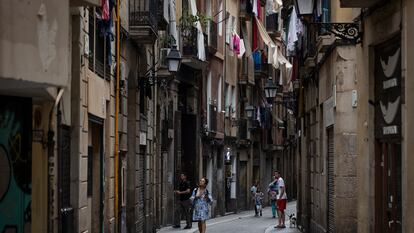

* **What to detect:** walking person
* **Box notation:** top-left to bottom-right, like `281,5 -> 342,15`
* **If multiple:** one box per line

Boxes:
250,181 -> 258,216
173,173 -> 192,229
274,171 -> 287,229
254,188 -> 264,217
268,175 -> 278,218
190,177 -> 213,233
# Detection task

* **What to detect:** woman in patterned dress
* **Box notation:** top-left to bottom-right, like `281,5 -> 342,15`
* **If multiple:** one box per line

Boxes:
190,177 -> 212,233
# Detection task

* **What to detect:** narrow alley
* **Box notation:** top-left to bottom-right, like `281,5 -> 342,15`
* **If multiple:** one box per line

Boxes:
1,0 -> 414,232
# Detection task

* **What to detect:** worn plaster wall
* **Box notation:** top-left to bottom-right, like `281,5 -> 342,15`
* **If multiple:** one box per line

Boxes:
71,7 -> 116,233
0,0 -> 69,90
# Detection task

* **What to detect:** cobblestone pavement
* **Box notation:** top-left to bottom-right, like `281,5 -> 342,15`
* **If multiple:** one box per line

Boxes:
157,201 -> 300,233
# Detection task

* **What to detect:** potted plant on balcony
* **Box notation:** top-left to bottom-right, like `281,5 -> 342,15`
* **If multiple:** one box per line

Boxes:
179,13 -> 211,56
159,34 -> 177,68
159,34 -> 176,48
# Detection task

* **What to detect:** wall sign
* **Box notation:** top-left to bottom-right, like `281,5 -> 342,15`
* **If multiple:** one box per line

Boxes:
375,37 -> 401,139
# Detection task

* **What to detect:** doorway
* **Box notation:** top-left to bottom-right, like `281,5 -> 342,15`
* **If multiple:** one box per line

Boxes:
88,118 -> 104,233
375,142 -> 402,233
374,35 -> 402,233
327,127 -> 335,233
181,114 -> 197,185
238,161 -> 248,211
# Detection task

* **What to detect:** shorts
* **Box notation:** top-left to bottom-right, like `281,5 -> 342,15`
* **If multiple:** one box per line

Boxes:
277,199 -> 287,211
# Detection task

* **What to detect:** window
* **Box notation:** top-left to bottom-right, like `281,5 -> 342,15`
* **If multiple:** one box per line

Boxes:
225,83 -> 231,117
207,71 -> 212,104
88,7 -> 111,80
225,12 -> 232,44
231,85 -> 237,118
217,76 -> 222,112
218,0 -> 223,36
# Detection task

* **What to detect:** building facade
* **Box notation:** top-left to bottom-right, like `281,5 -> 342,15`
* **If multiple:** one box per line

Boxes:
340,0 -> 414,232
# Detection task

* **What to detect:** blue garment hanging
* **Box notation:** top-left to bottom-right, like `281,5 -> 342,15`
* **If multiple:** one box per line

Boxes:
253,51 -> 261,70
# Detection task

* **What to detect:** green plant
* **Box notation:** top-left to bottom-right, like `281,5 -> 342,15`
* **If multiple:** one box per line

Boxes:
159,34 -> 176,48
179,12 -> 212,30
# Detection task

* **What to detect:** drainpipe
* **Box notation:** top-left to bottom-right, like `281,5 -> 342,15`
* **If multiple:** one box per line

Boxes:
115,0 -> 121,230
47,88 -> 65,232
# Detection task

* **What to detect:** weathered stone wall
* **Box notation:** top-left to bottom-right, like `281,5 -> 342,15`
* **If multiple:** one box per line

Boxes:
355,1 -> 402,233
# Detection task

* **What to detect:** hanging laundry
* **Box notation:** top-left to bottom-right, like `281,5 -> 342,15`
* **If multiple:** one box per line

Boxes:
266,0 -> 282,16
233,33 -> 241,55
97,0 -> 115,66
252,0 -> 258,16
268,46 -> 275,64
296,11 -> 304,36
287,6 -> 298,53
317,0 -> 323,17
229,32 -> 234,56
253,50 -> 262,70
102,0 -> 110,21
238,39 -> 246,58
256,107 -> 261,127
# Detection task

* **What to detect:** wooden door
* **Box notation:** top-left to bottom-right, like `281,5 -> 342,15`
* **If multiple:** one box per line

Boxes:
375,141 -> 402,233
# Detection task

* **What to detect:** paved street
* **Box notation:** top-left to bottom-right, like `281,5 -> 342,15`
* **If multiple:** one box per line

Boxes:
158,201 -> 300,233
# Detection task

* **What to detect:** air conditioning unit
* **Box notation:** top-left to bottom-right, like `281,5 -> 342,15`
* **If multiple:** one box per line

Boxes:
160,48 -> 171,68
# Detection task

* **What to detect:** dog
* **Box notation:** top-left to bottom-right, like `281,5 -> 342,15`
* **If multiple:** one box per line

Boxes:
288,213 -> 297,228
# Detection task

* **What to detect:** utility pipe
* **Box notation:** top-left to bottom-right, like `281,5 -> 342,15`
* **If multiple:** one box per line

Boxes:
115,0 -> 121,230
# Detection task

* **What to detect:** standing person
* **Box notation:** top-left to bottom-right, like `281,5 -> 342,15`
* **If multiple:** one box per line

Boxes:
267,175 -> 278,218
173,173 -> 192,229
191,177 -> 213,233
274,171 -> 287,229
250,181 -> 258,216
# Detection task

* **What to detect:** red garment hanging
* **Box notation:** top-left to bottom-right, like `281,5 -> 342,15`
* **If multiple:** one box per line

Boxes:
102,0 -> 110,21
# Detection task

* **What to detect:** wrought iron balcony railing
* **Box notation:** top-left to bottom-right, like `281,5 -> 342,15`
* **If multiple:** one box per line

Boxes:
181,26 -> 198,57
129,0 -> 158,42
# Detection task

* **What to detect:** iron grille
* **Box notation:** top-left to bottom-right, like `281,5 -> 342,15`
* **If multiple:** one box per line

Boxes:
129,0 -> 158,32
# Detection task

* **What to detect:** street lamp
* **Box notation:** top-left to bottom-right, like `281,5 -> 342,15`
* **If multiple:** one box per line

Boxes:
166,45 -> 182,73
264,78 -> 278,99
245,105 -> 255,119
295,0 -> 314,16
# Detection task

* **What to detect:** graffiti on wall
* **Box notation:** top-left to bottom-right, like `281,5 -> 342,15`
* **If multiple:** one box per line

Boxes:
0,96 -> 32,233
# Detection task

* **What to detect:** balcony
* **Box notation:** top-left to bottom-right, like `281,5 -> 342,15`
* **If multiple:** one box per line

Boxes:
180,26 -> 206,69
208,21 -> 218,54
340,0 -> 384,7
129,0 -> 158,44
266,14 -> 282,39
